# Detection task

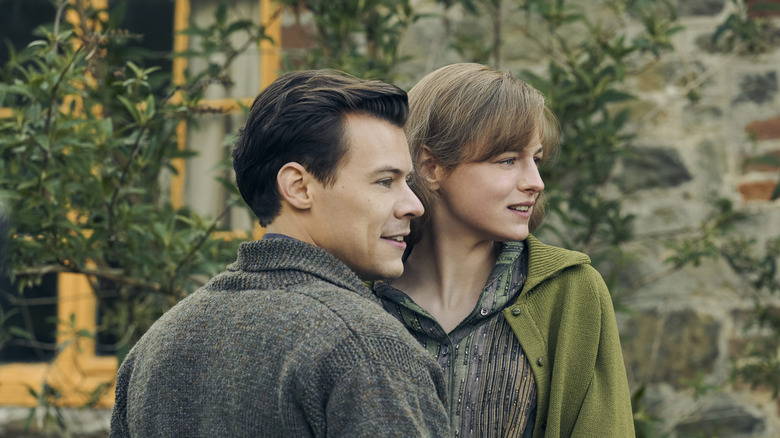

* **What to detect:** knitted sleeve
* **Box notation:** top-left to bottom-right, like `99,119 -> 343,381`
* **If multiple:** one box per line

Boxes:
109,349 -> 135,438
567,265 -> 635,437
295,333 -> 451,437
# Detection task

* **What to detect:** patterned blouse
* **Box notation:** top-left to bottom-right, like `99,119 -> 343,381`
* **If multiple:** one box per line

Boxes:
375,241 -> 537,438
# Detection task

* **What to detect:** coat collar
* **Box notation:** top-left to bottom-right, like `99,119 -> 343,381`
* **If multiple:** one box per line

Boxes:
522,235 -> 591,293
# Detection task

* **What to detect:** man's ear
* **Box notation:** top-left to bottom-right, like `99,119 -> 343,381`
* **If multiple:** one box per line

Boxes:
277,162 -> 314,210
420,147 -> 445,190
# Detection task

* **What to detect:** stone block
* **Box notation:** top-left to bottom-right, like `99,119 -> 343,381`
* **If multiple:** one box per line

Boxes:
695,31 -> 730,53
676,0 -> 727,16
636,64 -> 670,92
616,99 -> 659,125
696,139 -> 729,194
635,60 -> 707,93
729,337 -> 751,357
732,72 -> 778,106
673,394 -> 766,436
615,146 -> 693,194
682,104 -> 724,127
622,309 -> 721,389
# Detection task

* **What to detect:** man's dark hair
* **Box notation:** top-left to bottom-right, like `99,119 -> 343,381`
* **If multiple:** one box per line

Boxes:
233,70 -> 409,227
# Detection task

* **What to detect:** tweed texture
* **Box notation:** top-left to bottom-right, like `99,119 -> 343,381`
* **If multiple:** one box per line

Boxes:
110,238 -> 450,437
503,235 -> 634,438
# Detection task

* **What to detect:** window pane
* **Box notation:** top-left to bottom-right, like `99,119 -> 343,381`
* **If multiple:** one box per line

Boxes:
0,274 -> 57,363
108,0 -> 175,87
0,0 -> 57,66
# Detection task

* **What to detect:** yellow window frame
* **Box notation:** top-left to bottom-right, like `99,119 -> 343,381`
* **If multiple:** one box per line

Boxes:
0,0 -> 280,408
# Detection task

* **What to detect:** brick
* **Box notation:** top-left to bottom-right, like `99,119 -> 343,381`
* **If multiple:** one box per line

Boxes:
748,0 -> 780,18
738,180 -> 779,201
745,116 -> 780,141
282,23 -> 313,50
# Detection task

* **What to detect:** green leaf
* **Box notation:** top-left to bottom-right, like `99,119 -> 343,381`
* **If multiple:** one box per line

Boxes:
145,94 -> 156,119
595,89 -> 635,106
8,326 -> 35,340
117,95 -> 140,122
750,2 -> 780,13
226,20 -> 255,35
76,329 -> 94,339
745,154 -> 780,167
215,2 -> 228,26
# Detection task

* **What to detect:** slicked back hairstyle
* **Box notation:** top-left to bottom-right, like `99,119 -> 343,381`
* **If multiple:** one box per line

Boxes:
405,63 -> 560,243
232,70 -> 409,227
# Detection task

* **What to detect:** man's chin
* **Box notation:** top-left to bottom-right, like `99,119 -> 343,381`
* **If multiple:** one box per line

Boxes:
357,265 -> 404,282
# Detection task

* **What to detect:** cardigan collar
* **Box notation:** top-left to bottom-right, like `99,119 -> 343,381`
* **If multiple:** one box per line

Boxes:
227,237 -> 371,298
522,234 -> 591,293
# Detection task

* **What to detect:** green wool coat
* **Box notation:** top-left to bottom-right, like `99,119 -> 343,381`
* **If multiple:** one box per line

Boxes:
505,235 -> 635,438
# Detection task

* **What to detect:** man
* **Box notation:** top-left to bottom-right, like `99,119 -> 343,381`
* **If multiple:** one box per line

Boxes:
110,70 -> 450,437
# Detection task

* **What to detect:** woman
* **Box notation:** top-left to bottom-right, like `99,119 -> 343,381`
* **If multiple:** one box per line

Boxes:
375,63 -> 634,437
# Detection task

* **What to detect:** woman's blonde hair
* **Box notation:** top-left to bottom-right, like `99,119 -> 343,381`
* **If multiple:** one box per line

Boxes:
406,63 -> 559,244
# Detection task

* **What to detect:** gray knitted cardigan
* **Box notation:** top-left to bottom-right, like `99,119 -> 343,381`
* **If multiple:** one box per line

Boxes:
110,238 -> 450,437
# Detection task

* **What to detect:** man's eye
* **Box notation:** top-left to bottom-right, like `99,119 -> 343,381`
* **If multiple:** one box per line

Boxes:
499,158 -> 515,165
377,179 -> 392,188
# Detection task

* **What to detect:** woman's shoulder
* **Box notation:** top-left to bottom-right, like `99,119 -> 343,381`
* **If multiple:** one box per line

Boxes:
525,235 -> 590,263
523,235 -> 611,305
524,235 -> 592,283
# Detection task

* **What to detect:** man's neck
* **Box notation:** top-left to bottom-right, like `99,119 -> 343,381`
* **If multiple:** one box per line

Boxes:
265,220 -> 314,245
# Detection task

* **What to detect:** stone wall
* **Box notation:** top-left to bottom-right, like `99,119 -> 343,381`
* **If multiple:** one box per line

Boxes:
392,0 -> 780,436
614,1 -> 780,434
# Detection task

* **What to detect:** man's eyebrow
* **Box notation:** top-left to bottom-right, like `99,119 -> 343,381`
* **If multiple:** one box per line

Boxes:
368,166 -> 408,176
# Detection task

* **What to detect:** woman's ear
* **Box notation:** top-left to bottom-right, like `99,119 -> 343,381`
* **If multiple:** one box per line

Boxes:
420,147 -> 444,190
277,162 -> 313,210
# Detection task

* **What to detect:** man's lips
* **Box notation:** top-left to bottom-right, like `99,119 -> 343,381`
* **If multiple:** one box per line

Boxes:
381,233 -> 409,249
382,235 -> 406,242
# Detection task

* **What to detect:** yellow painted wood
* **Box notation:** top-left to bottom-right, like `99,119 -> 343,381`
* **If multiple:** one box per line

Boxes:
0,274 -> 117,407
170,0 -> 192,210
260,0 -> 282,90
